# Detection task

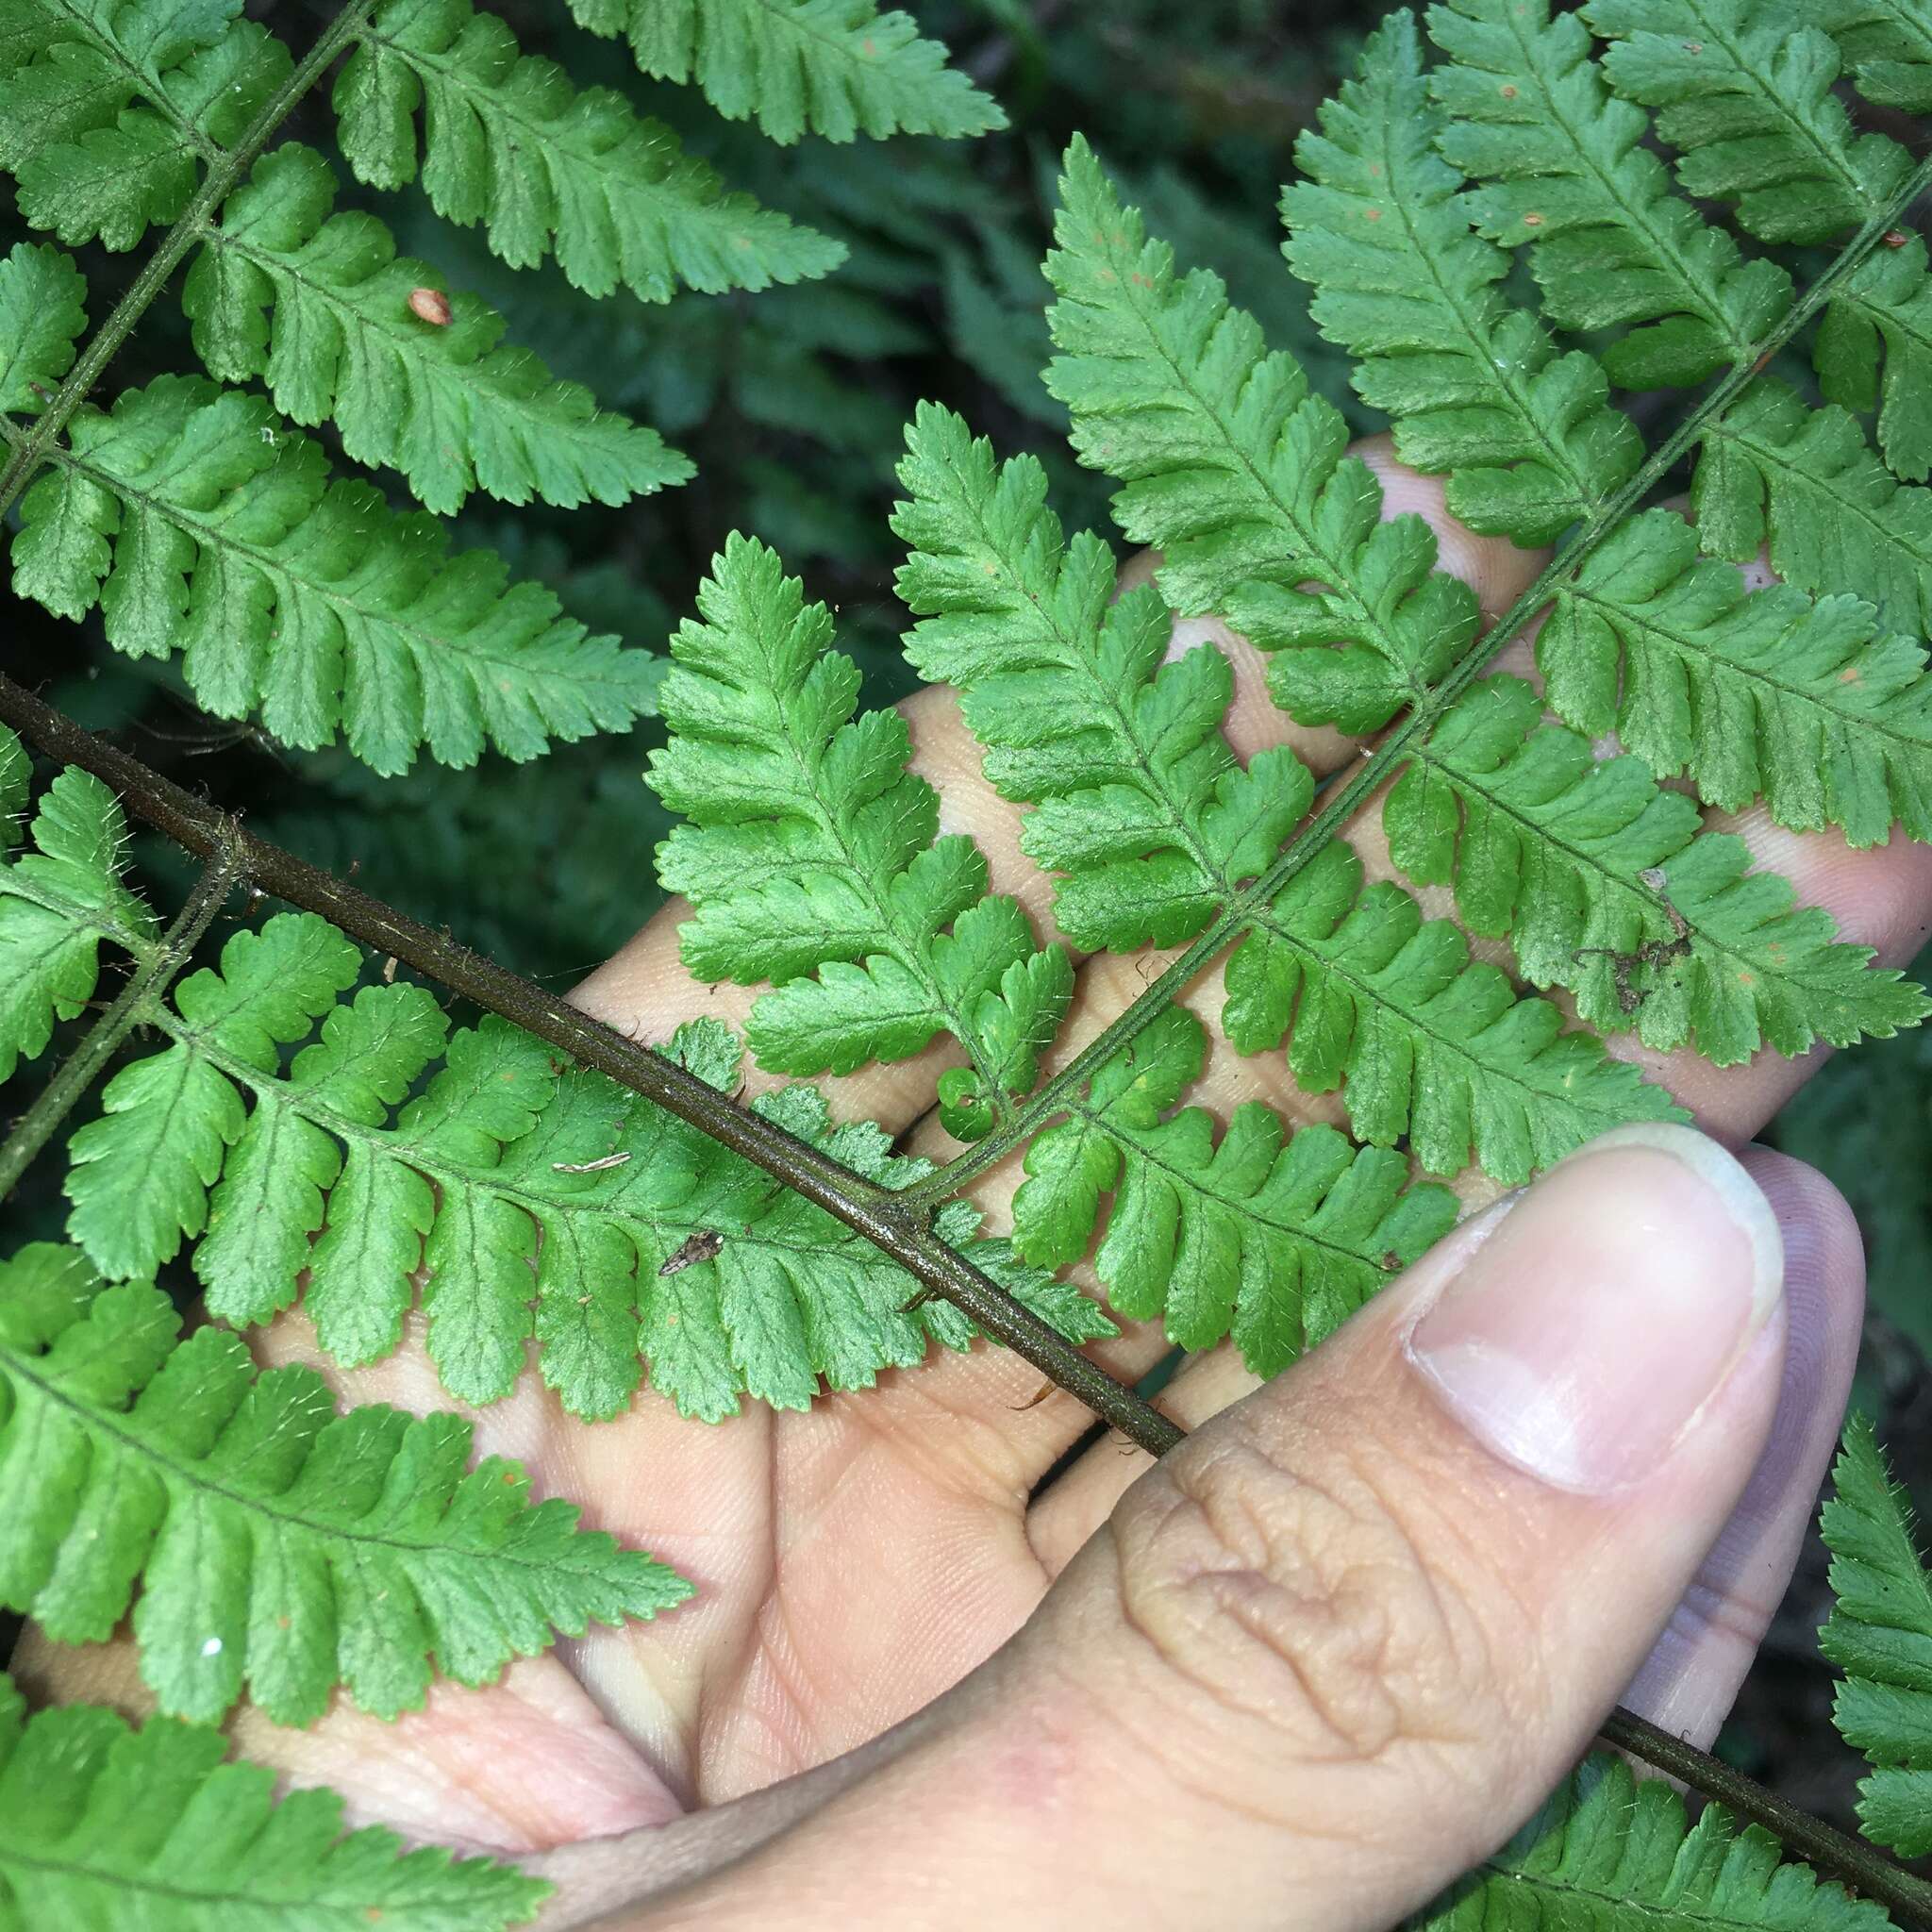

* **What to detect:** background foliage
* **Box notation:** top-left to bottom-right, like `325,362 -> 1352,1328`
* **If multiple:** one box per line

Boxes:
2,0 -> 1926,1857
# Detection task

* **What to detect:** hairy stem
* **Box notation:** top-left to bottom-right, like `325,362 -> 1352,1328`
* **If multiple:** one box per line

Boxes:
0,0 -> 373,521
0,842 -> 241,1203
0,673 -> 1171,1457
1600,1709 -> 1932,1927
903,143 -> 1932,1212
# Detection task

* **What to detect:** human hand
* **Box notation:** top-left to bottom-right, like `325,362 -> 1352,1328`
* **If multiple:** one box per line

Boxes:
20,444 -> 1931,1929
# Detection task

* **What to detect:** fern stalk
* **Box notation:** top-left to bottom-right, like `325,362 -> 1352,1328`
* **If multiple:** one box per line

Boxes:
898,142 -> 1932,1215
0,0 -> 375,521
0,839 -> 241,1203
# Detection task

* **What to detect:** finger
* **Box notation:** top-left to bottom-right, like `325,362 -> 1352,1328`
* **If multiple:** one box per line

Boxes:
625,1124 -> 1789,1932
1026,1141 -> 1858,1764
1618,1148 -> 1865,1743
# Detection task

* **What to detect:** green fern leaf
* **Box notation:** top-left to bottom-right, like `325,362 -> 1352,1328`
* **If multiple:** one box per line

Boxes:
891,403 -> 1678,1180
1587,0 -> 1908,243
1821,1415 -> 1932,1859
65,914 -> 363,1278
0,240 -> 85,413
649,532 -> 1074,1140
0,0 -> 292,251
1693,377 -> 1932,639
1426,0 -> 1790,388
1412,1749 -> 1889,1928
1011,1006 -> 1457,1373
0,1671 -> 550,1927
0,728 -> 155,1083
571,0 -> 1005,143
1822,0 -> 1932,112
1043,136 -> 1481,734
185,144 -> 692,515
1817,235 -> 1932,485
1283,11 -> 1641,546
1227,838 -> 1683,1183
1387,673 -> 1932,1060
894,402 -> 1309,953
1540,507 -> 1932,845
13,375 -> 660,774
50,907 -> 1108,1416
0,1244 -> 691,1726
1583,0 -> 1932,479
335,0 -> 844,302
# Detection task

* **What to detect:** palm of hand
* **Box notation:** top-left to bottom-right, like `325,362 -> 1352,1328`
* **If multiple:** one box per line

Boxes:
22,458 -> 1932,1883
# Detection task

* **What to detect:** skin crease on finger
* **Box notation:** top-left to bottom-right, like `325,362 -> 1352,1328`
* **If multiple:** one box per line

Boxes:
8,444 -> 1923,1911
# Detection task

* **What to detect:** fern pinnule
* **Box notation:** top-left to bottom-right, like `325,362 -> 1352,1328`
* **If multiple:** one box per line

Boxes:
1390,673 -> 1932,1061
0,239 -> 85,414
0,728 -> 154,1084
1010,1005 -> 1458,1374
1540,508 -> 1932,846
1282,11 -> 1641,548
0,1243 -> 693,1726
1691,376 -> 1932,640
649,531 -> 1074,1140
1044,136 -> 1483,736
335,0 -> 846,304
0,0 -> 292,252
1822,1417 -> 1932,1859
12,376 -> 660,774
1425,0 -> 1791,389
0,1670 -> 552,1927
570,0 -> 1007,145
186,144 -> 694,516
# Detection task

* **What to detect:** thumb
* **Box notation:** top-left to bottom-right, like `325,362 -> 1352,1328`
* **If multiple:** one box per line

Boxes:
639,1124 -> 1790,1932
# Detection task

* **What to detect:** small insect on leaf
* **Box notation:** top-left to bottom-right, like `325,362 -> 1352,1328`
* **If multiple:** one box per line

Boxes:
407,287 -> 453,326
551,1151 -> 633,1174
658,1228 -> 724,1276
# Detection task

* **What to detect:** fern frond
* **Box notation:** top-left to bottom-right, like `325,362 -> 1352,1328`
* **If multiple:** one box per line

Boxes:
12,376 -> 659,774
0,1671 -> 550,1928
649,533 -> 1074,1140
0,239 -> 85,413
0,0 -> 292,251
185,144 -> 692,515
1412,1749 -> 1889,1928
894,402 -> 1309,954
0,1244 -> 691,1726
1587,0 -> 1909,243
1818,234 -> 1932,485
335,0 -> 844,303
0,726 -> 155,1083
52,908 -> 1108,1415
1011,1007 -> 1458,1374
1043,135 -> 1482,734
1425,0 -> 1790,388
891,403 -> 1680,1180
1227,839 -> 1683,1182
1540,507 -> 1932,845
1824,0 -> 1932,112
1820,1415 -> 1932,1859
568,0 -> 1005,144
1693,377 -> 1932,639
1583,0 -> 1932,478
1389,674 -> 1932,1061
1282,11 -> 1641,547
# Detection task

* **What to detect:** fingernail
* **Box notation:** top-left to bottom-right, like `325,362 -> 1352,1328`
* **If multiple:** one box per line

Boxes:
1406,1125 -> 1784,1493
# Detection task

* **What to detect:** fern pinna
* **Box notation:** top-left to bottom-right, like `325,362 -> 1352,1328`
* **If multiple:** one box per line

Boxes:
6,0 -> 1932,1924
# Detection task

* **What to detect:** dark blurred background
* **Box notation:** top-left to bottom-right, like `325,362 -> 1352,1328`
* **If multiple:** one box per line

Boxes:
4,0 -> 1927,1836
